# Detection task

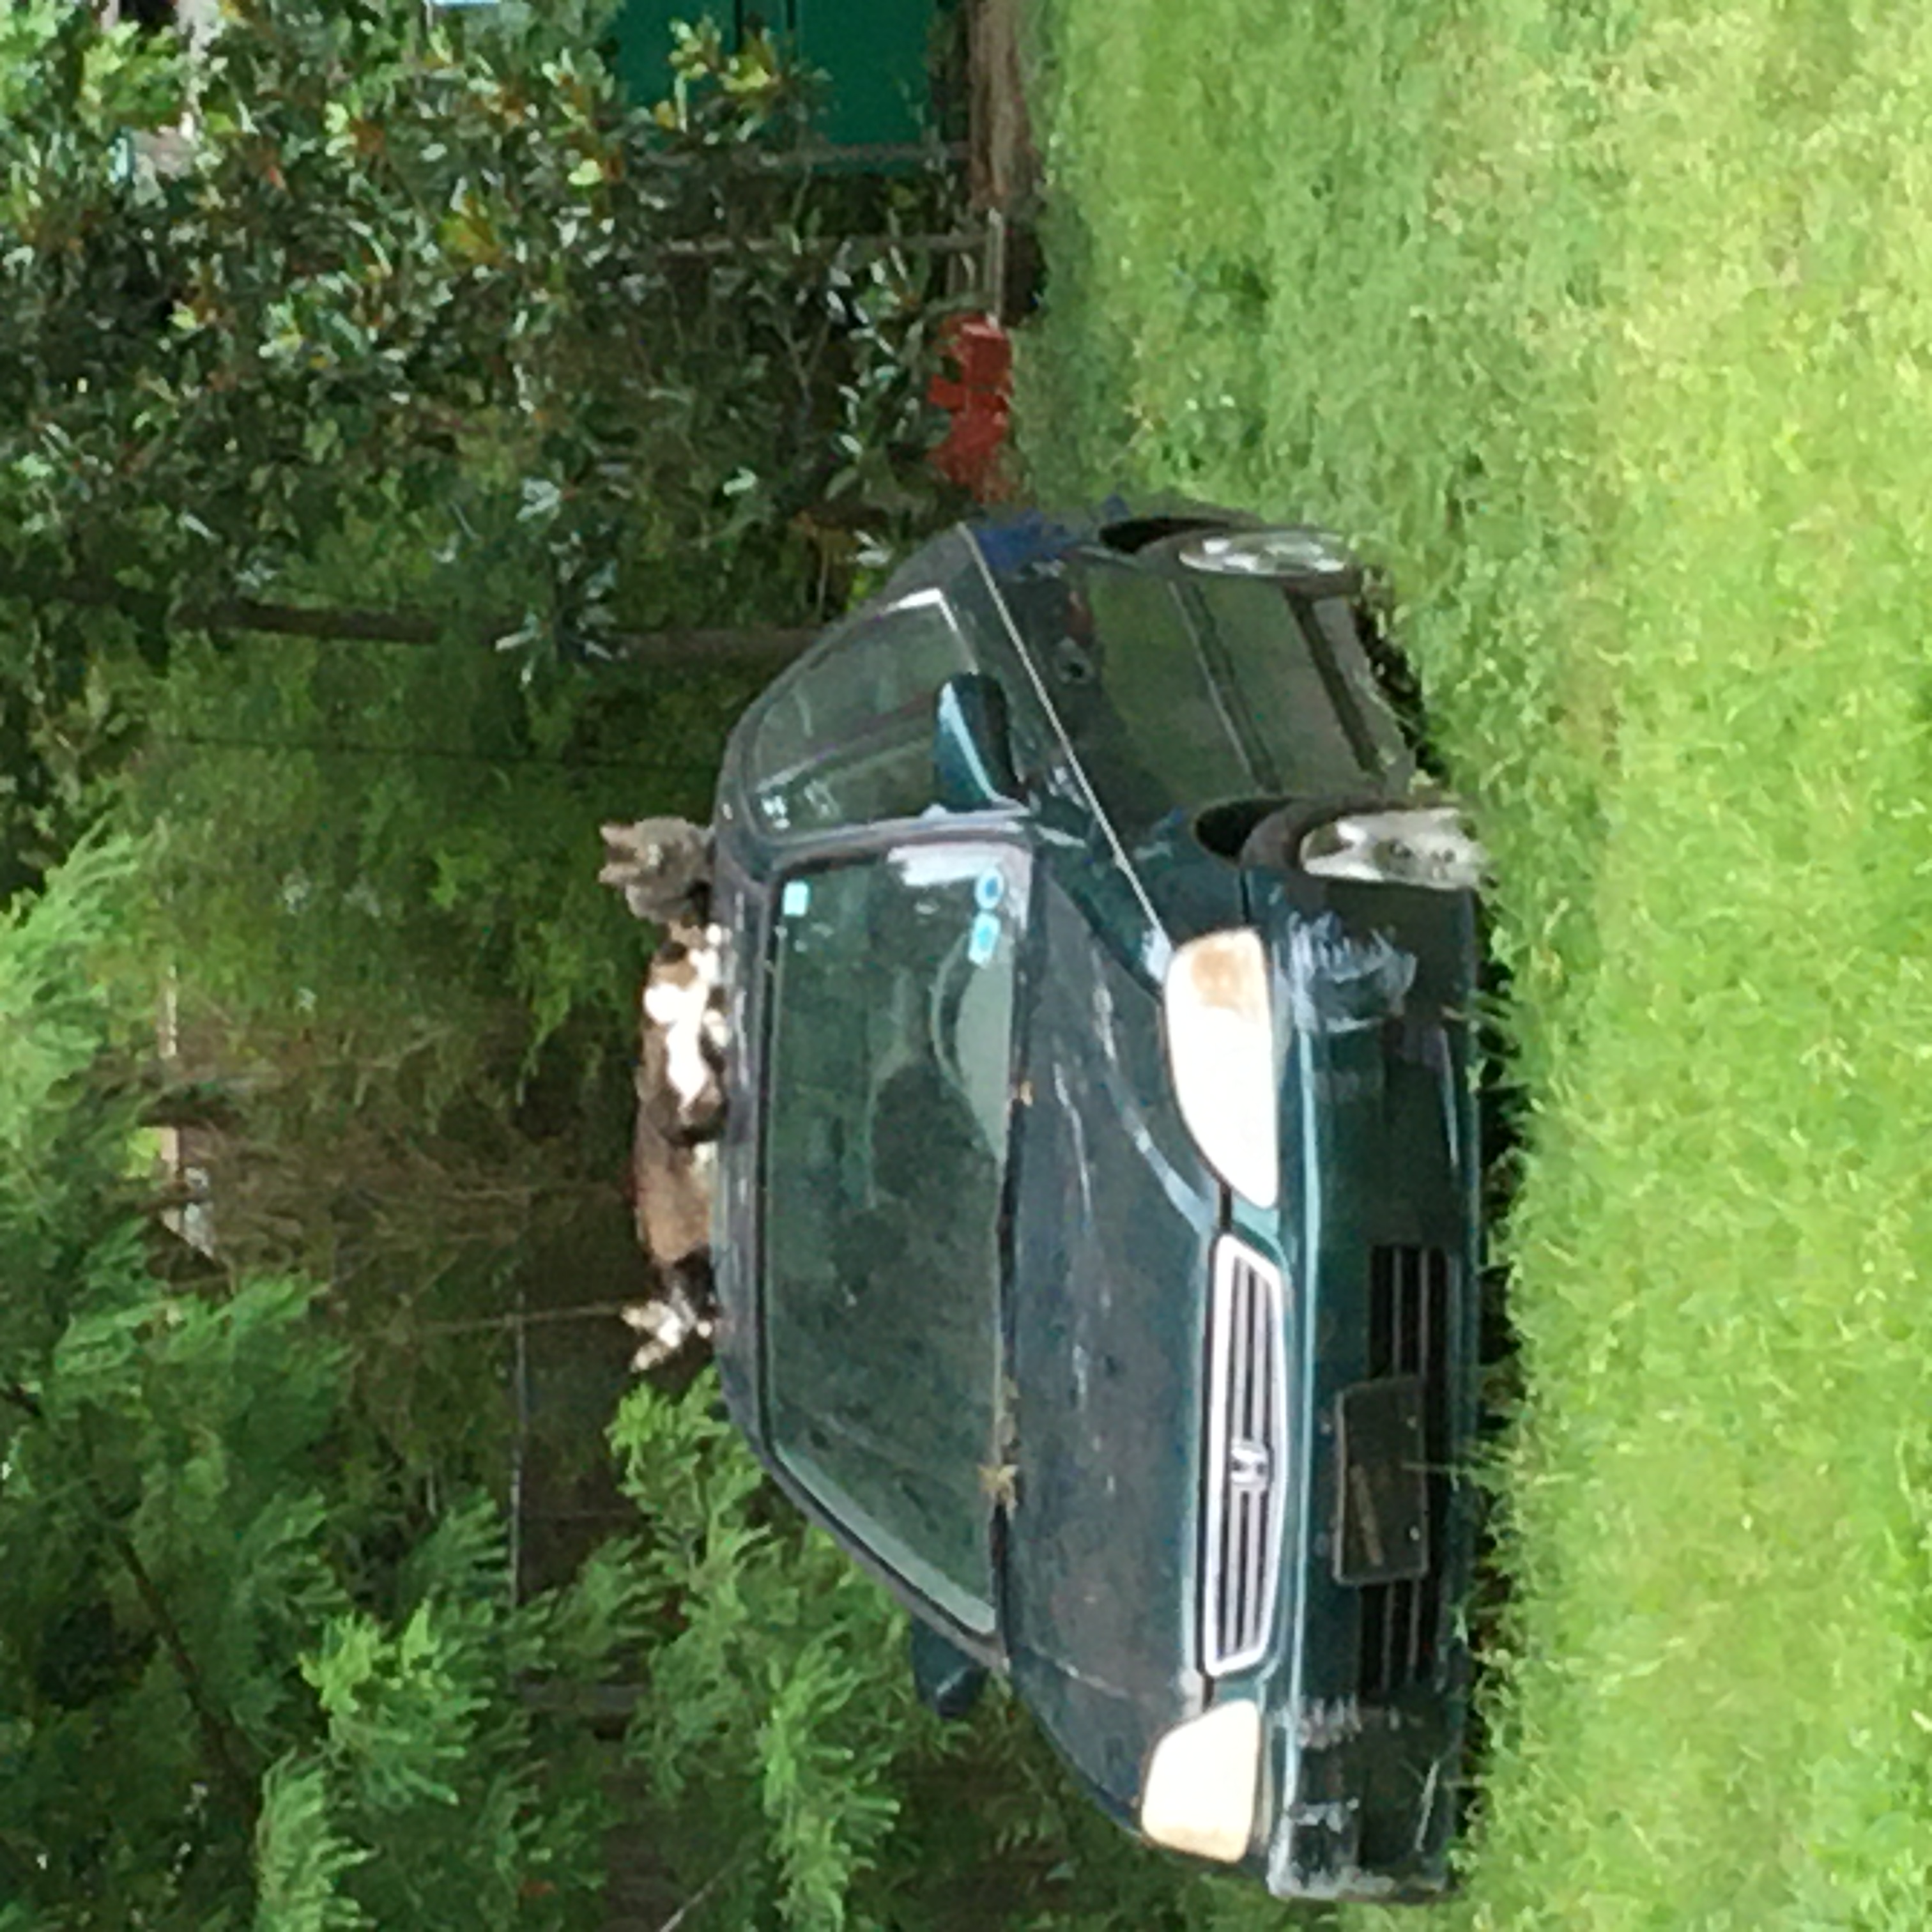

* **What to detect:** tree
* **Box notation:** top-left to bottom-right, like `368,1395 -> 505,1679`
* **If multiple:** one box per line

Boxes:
0,13 -> 1232,1926
606,1376 -> 919,1928
0,0 -> 967,905
0,0 -> 964,669
0,838 -> 657,1926
604,1376 -> 1240,1932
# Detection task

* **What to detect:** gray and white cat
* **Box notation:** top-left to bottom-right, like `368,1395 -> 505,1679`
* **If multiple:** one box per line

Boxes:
600,818 -> 728,1372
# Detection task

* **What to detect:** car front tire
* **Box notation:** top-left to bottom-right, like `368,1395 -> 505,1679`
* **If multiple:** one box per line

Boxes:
1176,525 -> 1365,597
1239,796 -> 1488,894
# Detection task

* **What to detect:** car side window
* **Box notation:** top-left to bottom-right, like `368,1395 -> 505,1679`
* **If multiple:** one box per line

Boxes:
749,588 -> 977,834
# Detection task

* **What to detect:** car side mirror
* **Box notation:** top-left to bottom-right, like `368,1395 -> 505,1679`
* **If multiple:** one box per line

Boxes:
933,673 -> 1022,812
908,1618 -> 989,1721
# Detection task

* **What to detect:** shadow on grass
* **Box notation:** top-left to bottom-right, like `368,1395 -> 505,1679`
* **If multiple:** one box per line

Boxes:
1450,897 -> 1531,1873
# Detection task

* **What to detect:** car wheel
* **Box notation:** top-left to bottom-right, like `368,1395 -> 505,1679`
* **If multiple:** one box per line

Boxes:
1239,795 -> 1488,894
1177,525 -> 1364,597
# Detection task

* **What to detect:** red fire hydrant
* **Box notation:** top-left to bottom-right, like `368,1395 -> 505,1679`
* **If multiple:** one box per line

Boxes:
928,312 -> 1015,502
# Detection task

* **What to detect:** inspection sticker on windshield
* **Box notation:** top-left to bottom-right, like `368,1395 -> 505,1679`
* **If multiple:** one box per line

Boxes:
974,868 -> 1006,911
968,909 -> 1002,966
781,878 -> 811,917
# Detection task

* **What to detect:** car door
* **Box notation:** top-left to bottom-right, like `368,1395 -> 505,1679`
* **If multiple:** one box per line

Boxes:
1167,564 -> 1408,795
997,546 -> 1262,844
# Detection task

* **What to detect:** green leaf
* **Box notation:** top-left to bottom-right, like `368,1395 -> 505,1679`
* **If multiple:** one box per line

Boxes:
253,1756 -> 373,1932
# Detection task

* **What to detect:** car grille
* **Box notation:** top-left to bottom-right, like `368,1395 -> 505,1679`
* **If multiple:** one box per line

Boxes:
1202,1237 -> 1289,1675
1366,1241 -> 1448,1382
1357,1565 -> 1439,1700
1356,1245 -> 1452,1698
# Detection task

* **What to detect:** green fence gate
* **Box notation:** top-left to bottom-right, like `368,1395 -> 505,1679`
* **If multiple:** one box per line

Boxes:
604,0 -> 954,157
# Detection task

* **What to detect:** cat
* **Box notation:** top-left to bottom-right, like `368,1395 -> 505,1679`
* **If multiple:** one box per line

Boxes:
598,816 -> 713,928
601,818 -> 727,1373
639,924 -> 728,1139
620,1252 -> 715,1372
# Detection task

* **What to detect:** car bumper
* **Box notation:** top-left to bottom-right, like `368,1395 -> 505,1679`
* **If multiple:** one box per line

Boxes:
1231,875 -> 1485,1899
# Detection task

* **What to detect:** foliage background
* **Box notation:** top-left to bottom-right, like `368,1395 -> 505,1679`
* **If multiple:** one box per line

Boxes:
0,0 -> 1276,1925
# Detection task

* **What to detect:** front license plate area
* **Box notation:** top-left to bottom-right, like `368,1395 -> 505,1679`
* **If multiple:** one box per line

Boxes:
1334,1376 -> 1430,1586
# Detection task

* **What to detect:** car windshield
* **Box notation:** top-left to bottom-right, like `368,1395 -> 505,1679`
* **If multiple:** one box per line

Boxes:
760,838 -> 1029,1635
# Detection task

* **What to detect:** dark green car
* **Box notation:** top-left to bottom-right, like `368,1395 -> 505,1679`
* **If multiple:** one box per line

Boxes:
704,505 -> 1487,1901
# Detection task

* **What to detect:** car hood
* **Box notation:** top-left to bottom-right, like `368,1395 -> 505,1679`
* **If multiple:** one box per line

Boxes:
1000,870 -> 1221,1814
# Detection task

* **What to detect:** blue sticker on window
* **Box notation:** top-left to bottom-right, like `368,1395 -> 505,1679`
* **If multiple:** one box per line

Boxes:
968,909 -> 1001,966
974,868 -> 1006,911
781,879 -> 811,917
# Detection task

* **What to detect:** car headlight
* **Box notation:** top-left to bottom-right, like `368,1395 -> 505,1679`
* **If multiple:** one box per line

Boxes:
1162,930 -> 1280,1208
1139,1699 -> 1264,1862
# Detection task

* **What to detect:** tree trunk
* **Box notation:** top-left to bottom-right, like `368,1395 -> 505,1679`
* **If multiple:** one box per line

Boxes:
194,600 -> 820,668
10,572 -> 818,669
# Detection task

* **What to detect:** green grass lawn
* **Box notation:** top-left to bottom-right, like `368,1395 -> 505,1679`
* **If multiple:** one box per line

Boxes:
1014,0 -> 1932,1924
